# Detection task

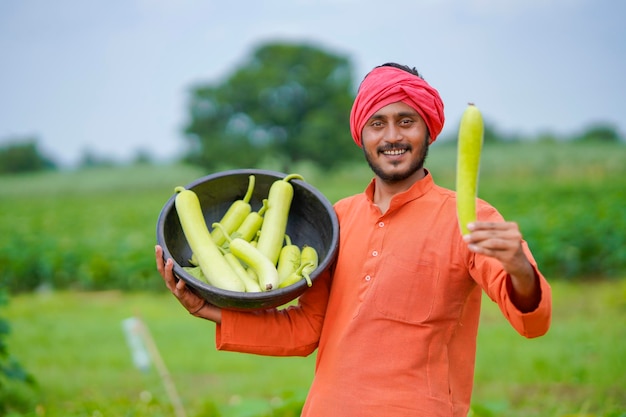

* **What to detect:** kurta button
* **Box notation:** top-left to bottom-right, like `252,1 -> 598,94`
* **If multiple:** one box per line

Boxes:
378,222 -> 384,227
365,275 -> 371,281
372,250 -> 378,257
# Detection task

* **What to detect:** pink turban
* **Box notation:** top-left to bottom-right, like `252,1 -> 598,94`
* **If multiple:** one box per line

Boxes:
349,66 -> 445,147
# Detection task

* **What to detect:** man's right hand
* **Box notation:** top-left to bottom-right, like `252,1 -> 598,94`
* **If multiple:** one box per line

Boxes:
155,245 -> 222,322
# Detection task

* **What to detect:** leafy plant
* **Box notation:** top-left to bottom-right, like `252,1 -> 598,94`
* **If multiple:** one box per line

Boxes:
0,289 -> 37,414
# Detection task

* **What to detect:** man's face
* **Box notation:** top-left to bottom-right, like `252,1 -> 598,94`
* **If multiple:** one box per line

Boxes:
361,101 -> 429,184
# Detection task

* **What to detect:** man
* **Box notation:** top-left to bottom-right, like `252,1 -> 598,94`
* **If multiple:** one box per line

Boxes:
155,62 -> 552,417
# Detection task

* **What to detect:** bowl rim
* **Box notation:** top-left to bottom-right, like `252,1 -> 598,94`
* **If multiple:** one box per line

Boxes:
156,168 -> 339,308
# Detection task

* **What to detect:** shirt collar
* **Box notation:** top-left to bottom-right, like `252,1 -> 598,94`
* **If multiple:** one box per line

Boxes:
365,169 -> 435,213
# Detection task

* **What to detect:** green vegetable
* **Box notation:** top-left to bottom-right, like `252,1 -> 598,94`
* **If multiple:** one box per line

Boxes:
276,234 -> 301,284
231,199 -> 267,243
278,244 -> 318,288
210,175 -> 255,246
174,186 -> 245,292
455,104 -> 484,235
183,265 -> 206,282
213,222 -> 279,291
256,173 -> 304,266
278,260 -> 313,289
299,245 -> 318,287
220,249 -> 263,293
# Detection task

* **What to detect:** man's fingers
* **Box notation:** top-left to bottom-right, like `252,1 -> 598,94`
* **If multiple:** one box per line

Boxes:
159,255 -> 179,293
155,245 -> 209,316
466,222 -> 522,243
464,221 -> 523,263
155,245 -> 165,272
468,221 -> 519,233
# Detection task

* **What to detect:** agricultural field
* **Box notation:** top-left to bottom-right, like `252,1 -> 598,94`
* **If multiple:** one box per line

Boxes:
1,140 -> 625,293
1,140 -> 626,416
4,281 -> 625,417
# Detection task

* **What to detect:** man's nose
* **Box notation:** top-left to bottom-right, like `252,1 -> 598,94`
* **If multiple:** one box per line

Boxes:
384,124 -> 403,142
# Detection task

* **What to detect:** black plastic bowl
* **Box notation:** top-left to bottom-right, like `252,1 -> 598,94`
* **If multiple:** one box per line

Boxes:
156,169 -> 339,311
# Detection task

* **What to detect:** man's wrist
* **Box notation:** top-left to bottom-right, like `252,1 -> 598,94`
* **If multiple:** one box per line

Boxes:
190,301 -> 207,317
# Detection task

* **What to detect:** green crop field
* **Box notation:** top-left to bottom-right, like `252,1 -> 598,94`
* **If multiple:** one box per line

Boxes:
1,140 -> 625,293
2,140 -> 626,416
4,281 -> 625,417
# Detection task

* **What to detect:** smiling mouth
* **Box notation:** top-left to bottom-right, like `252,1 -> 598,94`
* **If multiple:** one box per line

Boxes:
381,148 -> 408,156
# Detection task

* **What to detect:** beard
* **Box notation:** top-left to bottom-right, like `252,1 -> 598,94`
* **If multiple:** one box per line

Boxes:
364,139 -> 430,183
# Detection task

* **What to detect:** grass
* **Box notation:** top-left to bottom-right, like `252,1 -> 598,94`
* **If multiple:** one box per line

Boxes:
4,280 -> 625,417
5,290 -> 315,416
472,279 -> 626,416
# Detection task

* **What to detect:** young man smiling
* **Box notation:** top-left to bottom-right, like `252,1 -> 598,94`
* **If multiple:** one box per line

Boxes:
156,62 -> 552,416
361,100 -> 430,212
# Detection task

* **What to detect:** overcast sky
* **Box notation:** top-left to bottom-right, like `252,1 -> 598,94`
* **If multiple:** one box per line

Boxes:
1,0 -> 624,167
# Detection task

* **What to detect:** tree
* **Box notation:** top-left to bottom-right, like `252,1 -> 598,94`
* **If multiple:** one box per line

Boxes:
574,123 -> 623,143
77,148 -> 117,169
0,138 -> 56,174
183,42 -> 361,171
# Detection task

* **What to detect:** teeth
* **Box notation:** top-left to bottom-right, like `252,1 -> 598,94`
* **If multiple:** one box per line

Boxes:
383,149 -> 406,155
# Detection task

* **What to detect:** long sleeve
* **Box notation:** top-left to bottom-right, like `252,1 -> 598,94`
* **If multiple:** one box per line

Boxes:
215,268 -> 332,356
469,202 -> 552,338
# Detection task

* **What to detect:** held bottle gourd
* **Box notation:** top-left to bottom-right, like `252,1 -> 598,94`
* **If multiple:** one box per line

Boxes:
174,186 -> 245,292
455,103 -> 484,235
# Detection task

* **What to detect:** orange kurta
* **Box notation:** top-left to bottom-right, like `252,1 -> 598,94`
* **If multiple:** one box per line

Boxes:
216,171 -> 552,417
